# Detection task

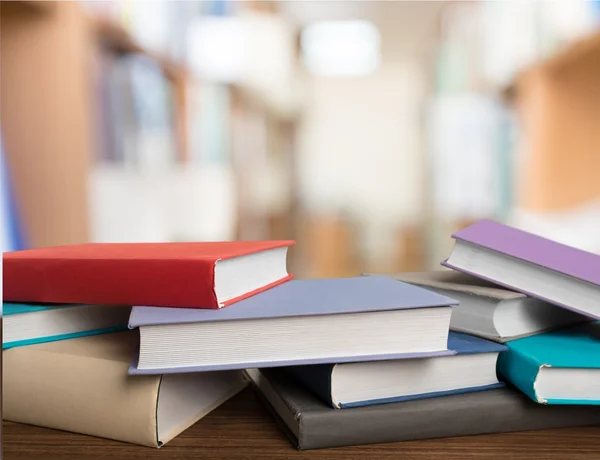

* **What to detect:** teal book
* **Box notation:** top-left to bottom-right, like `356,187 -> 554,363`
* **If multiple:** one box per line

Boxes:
3,302 -> 131,349
497,322 -> 600,405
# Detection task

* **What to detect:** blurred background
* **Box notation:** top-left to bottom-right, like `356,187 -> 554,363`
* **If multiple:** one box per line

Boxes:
2,0 -> 600,278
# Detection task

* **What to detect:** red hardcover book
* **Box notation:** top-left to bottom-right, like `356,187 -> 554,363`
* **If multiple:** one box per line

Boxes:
3,241 -> 295,308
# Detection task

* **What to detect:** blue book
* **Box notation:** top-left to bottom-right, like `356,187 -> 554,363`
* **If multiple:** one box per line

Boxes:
3,302 -> 131,349
284,332 -> 507,408
128,276 -> 458,374
497,322 -> 600,405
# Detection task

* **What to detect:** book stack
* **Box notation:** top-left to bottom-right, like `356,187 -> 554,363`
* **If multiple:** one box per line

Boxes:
4,220 -> 600,450
247,221 -> 600,449
2,241 -> 293,447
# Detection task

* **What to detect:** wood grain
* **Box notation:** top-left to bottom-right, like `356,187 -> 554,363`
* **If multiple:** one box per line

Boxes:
4,388 -> 600,459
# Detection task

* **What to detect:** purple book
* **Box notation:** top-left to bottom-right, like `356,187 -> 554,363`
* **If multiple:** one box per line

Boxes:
442,220 -> 600,320
128,276 -> 457,374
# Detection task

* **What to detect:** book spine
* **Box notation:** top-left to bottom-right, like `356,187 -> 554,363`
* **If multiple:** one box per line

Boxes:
3,257 -> 218,308
296,390 -> 600,450
2,337 -> 161,447
496,345 -> 543,403
283,365 -> 335,408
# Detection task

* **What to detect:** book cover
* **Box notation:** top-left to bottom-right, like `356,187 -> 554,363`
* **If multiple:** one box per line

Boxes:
3,327 -> 128,350
3,331 -> 248,447
129,276 -> 458,327
129,277 -> 457,375
442,220 -> 600,300
3,240 -> 294,308
4,302 -> 68,315
381,271 -> 589,342
497,322 -> 600,405
384,270 -> 525,300
3,302 -> 131,349
285,332 -> 506,408
247,367 -> 600,450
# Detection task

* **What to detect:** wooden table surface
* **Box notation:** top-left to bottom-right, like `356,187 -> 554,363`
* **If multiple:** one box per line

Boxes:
4,388 -> 600,460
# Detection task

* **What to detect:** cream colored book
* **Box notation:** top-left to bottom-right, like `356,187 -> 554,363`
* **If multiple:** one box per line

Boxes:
2,331 -> 247,447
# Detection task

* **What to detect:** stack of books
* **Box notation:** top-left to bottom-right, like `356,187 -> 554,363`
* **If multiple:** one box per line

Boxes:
3,219 -> 600,450
2,240 -> 293,447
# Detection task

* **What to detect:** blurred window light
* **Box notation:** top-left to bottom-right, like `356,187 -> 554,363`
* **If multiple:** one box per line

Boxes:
188,17 -> 249,82
188,15 -> 294,88
301,20 -> 381,77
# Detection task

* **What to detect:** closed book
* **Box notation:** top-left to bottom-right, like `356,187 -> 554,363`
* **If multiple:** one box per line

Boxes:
497,322 -> 600,405
285,332 -> 506,408
442,219 -> 600,319
385,271 -> 588,342
247,367 -> 600,450
3,241 -> 294,308
128,276 -> 457,374
2,331 -> 248,447
3,302 -> 130,349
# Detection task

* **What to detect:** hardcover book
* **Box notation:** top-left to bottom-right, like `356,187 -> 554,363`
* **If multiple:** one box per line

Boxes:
442,219 -> 600,319
128,276 -> 457,374
247,367 -> 600,450
284,332 -> 506,408
3,302 -> 130,349
386,271 -> 588,342
2,240 -> 294,308
497,322 -> 600,405
3,331 -> 248,447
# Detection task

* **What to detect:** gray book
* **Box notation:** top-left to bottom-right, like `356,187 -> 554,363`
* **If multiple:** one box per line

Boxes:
375,271 -> 588,342
246,367 -> 600,450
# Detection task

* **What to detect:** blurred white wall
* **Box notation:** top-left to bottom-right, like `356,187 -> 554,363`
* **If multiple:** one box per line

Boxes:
298,63 -> 426,222
293,2 -> 441,266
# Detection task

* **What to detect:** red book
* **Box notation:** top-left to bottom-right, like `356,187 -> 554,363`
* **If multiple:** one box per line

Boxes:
3,241 -> 295,308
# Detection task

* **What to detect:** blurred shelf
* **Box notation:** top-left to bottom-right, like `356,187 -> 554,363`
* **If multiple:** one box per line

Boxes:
93,17 -> 189,83
503,32 -> 600,102
545,32 -> 600,73
91,16 -> 192,163
0,0 -> 56,16
504,30 -> 600,211
2,1 -> 300,247
1,1 -> 92,248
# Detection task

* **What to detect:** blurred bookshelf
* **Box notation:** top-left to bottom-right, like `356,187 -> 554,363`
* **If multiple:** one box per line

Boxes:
424,0 -> 600,265
1,1 -> 303,260
505,30 -> 600,254
4,0 -> 599,280
1,1 -> 93,248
